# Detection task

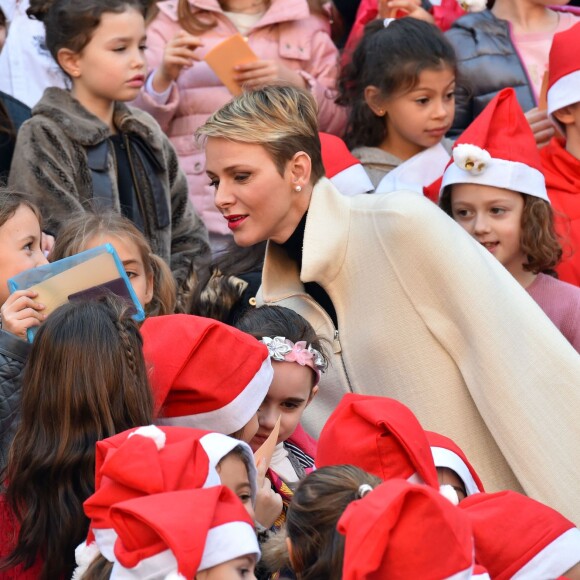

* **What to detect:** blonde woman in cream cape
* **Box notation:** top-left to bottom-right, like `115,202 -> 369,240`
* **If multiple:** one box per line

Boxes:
197,85 -> 580,524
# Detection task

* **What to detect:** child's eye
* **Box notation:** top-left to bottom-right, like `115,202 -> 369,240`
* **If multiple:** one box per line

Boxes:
125,271 -> 137,279
113,46 -> 127,52
490,207 -> 506,215
281,401 -> 299,410
139,44 -> 148,51
453,209 -> 471,219
238,493 -> 252,503
415,97 -> 429,105
445,91 -> 455,101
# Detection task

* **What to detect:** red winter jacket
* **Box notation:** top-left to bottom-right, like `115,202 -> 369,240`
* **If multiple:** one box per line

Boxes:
540,137 -> 580,287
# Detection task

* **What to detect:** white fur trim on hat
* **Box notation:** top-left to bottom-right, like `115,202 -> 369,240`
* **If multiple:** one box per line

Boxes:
128,425 -> 166,450
431,447 -> 481,496
157,357 -> 273,435
547,69 -> 580,133
547,69 -> 580,117
441,157 -> 549,202
511,527 -> 580,579
111,548 -> 178,579
94,527 -> 119,563
199,521 -> 260,571
444,564 -> 476,580
164,574 -> 186,580
330,164 -> 374,197
199,433 -> 258,503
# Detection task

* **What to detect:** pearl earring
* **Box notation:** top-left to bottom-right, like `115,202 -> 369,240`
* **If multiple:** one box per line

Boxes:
295,185 -> 302,192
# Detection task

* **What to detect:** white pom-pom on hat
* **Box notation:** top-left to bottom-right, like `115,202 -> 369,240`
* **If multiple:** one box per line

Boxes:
453,144 -> 492,174
439,484 -> 460,506
128,425 -> 166,450
164,573 -> 186,580
72,542 -> 101,580
458,0 -> 487,12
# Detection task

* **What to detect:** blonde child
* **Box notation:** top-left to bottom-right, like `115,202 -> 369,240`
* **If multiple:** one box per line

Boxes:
337,17 -> 456,194
51,211 -> 176,316
9,0 -> 210,294
440,88 -> 580,352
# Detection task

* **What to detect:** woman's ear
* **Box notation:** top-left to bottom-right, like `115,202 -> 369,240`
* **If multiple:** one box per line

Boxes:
57,48 -> 81,78
288,150 -> 312,191
364,85 -> 387,117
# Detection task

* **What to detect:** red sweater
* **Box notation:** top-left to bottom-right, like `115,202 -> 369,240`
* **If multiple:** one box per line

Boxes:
540,136 -> 580,286
0,495 -> 43,580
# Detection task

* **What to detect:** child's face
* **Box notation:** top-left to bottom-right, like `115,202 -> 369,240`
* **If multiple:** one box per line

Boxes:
85,234 -> 153,309
216,454 -> 254,520
0,206 -> 47,305
450,183 -> 527,278
377,66 -> 455,160
249,361 -> 318,452
60,8 -> 147,116
196,555 -> 257,580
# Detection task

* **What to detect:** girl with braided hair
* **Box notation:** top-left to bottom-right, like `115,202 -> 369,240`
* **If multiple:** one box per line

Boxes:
0,297 -> 154,580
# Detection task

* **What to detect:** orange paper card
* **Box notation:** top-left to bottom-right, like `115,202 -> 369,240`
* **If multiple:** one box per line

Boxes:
538,70 -> 549,111
204,33 -> 258,96
254,415 -> 281,470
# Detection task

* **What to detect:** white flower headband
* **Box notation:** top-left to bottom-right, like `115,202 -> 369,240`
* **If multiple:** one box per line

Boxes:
260,336 -> 327,384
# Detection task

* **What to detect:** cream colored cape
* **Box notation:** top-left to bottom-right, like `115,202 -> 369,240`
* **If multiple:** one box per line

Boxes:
258,177 -> 580,523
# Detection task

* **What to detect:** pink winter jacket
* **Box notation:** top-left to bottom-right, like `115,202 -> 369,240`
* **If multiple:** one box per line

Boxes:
135,0 -> 346,236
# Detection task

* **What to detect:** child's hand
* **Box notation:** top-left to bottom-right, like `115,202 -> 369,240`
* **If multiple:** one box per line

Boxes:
379,0 -> 434,23
0,290 -> 46,339
254,458 -> 283,530
234,60 -> 307,91
524,107 -> 555,149
152,30 -> 203,92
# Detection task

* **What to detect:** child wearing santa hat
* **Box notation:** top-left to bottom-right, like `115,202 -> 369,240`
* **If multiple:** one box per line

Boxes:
337,478 -> 484,580
460,490 -> 580,580
316,393 -> 442,492
439,87 -> 580,353
540,21 -> 580,287
427,430 -> 485,502
104,486 -> 260,579
76,425 -> 258,578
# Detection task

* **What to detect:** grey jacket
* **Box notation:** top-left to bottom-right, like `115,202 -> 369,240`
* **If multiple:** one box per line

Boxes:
9,88 -> 210,294
0,330 -> 30,472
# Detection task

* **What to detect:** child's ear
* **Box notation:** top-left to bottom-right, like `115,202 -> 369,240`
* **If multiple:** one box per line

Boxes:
306,385 -> 319,406
57,48 -> 81,79
364,85 -> 387,117
144,271 -> 154,307
553,105 -> 576,126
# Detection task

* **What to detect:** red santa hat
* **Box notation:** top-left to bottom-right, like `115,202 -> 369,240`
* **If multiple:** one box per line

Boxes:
140,314 -> 272,434
337,479 -> 475,580
547,22 -> 580,126
426,430 -> 485,497
440,88 -> 549,202
316,394 -> 440,489
83,426 -> 255,565
109,486 -> 260,579
319,132 -> 374,196
460,490 -> 580,580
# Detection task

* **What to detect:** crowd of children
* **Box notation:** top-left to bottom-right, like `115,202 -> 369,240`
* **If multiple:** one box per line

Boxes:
0,0 -> 580,577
